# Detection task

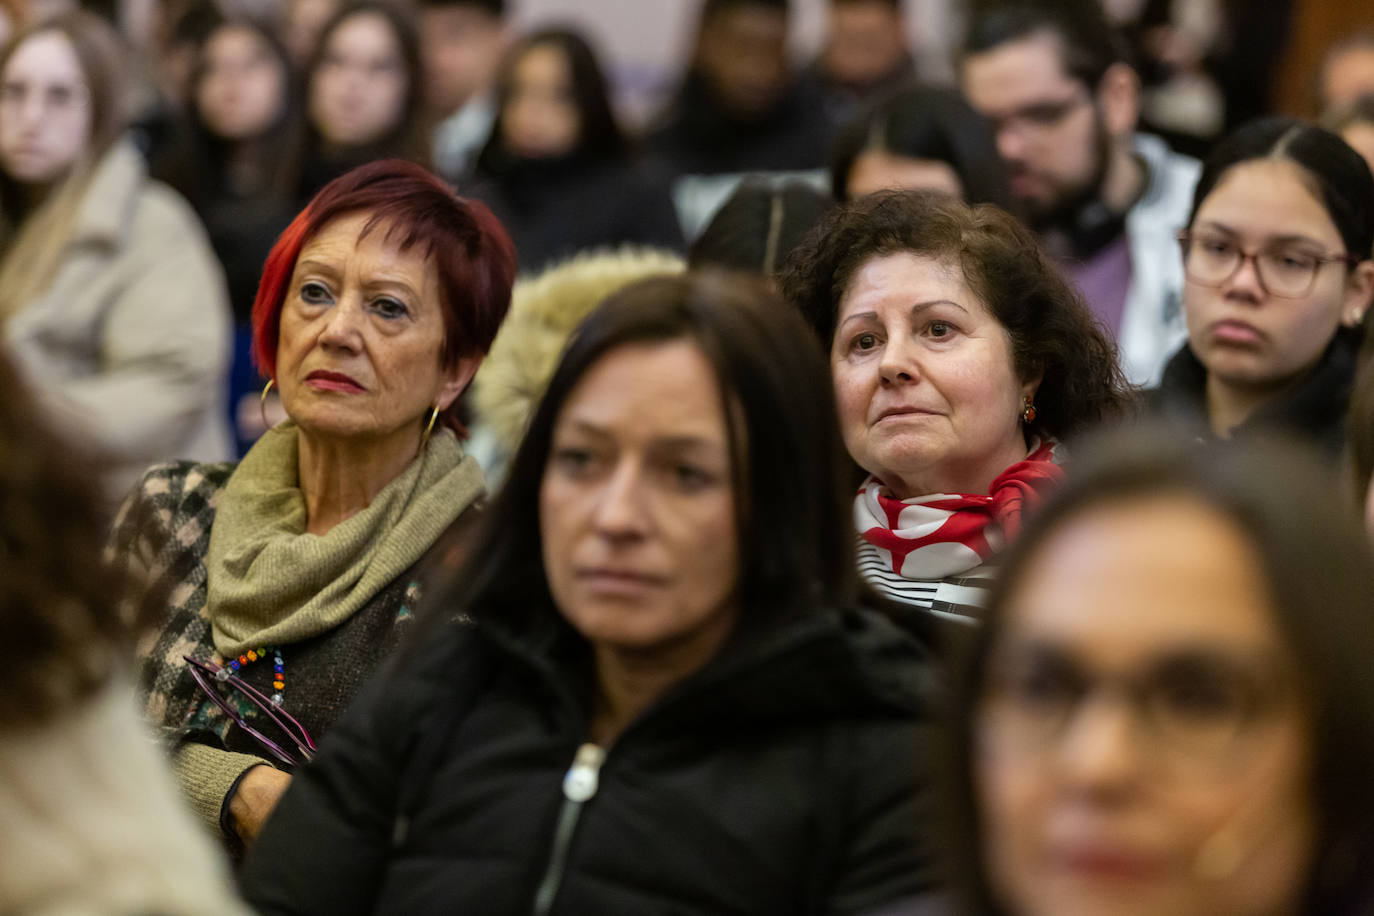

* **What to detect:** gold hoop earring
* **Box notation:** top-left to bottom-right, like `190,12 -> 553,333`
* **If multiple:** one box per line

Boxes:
259,378 -> 275,430
421,406 -> 440,447
1021,396 -> 1037,424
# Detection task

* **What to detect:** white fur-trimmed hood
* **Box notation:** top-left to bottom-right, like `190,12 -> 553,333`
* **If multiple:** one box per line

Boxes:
471,245 -> 685,464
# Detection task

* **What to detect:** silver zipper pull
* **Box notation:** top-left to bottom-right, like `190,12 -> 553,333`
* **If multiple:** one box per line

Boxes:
562,743 -> 605,802
533,743 -> 608,915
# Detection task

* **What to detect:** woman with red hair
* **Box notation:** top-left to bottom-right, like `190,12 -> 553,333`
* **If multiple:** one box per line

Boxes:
108,158 -> 515,853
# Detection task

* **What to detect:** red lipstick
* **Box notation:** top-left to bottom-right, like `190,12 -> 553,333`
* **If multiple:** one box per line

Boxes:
305,370 -> 366,393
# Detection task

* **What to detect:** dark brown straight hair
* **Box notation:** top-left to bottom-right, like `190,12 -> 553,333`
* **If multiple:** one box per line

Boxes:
431,270 -> 859,637
304,1 -> 430,167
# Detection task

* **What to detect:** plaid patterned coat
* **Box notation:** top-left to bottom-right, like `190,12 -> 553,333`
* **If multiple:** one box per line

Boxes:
108,460 -> 473,835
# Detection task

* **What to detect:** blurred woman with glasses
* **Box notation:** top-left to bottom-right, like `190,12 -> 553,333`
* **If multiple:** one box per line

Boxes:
943,428 -> 1374,916
0,10 -> 233,509
1152,117 -> 1374,456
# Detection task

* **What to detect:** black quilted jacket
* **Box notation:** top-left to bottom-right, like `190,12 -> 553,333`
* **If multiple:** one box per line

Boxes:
242,604 -> 941,915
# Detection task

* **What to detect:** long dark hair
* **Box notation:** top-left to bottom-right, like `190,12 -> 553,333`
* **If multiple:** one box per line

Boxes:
943,428 -> 1374,915
432,271 -> 858,638
475,26 -> 629,176
155,15 -> 305,208
829,85 -> 1011,208
304,2 -> 429,165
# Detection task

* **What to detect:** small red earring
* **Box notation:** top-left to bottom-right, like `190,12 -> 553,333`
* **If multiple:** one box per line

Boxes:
1021,397 -> 1037,424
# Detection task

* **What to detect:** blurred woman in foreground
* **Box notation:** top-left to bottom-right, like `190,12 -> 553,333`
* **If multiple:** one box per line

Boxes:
0,349 -> 248,915
945,429 -> 1374,915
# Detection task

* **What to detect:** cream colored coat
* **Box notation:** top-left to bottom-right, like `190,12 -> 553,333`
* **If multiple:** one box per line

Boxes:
0,683 -> 252,916
3,140 -> 233,504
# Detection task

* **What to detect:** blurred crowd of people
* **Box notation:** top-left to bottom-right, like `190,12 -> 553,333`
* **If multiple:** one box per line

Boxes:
6,0 -> 1374,914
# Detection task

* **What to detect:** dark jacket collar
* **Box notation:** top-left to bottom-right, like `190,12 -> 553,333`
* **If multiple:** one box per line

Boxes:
473,600 -> 935,740
654,70 -> 828,153
470,150 -> 619,212
1153,329 -> 1360,456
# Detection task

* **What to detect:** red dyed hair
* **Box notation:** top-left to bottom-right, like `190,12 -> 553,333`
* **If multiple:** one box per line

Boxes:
250,159 -> 517,432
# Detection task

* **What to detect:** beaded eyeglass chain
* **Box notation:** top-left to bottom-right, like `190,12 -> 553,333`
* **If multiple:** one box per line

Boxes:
216,646 -> 287,705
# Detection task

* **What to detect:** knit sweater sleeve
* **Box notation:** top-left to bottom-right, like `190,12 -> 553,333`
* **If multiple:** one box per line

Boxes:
173,743 -> 275,835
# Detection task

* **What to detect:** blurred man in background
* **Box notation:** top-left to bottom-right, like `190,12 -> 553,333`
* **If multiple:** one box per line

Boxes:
807,0 -> 915,127
1319,33 -> 1374,117
421,0 -> 506,179
646,0 -> 831,177
961,0 -> 1198,386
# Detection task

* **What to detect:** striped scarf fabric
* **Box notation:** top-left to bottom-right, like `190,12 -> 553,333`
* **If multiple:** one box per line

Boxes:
853,440 -> 1063,618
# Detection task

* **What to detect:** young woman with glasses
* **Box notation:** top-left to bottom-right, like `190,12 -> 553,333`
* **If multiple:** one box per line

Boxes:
942,428 -> 1374,916
1151,117 -> 1374,456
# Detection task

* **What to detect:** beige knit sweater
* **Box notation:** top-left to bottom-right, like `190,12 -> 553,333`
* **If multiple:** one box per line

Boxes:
0,681 -> 250,915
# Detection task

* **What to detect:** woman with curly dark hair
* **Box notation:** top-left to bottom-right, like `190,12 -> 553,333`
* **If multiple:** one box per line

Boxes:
779,190 -> 1132,620
0,350 -> 248,914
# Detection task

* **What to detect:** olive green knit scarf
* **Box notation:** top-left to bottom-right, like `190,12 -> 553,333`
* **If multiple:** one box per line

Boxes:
206,421 -> 484,658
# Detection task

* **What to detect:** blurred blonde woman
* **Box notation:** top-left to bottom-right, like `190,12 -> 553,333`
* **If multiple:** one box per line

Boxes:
0,10 -> 233,506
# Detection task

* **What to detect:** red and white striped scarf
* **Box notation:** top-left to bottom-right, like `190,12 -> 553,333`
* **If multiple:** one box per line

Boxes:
854,440 -> 1064,580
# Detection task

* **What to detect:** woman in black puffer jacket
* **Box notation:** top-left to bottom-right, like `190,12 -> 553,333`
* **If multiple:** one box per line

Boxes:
242,272 -> 941,915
